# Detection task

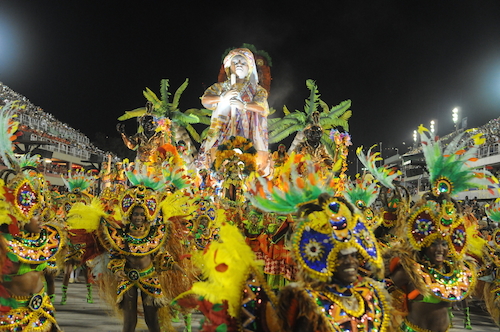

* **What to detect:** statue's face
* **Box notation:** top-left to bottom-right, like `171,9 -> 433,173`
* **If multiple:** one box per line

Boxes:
305,126 -> 322,143
142,116 -> 156,134
231,55 -> 249,79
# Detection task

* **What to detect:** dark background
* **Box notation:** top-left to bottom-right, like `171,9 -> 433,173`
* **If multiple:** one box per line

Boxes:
1,1 -> 500,170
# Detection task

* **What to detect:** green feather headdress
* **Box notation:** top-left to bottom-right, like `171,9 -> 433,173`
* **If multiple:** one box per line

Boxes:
61,169 -> 96,192
356,145 -> 401,189
161,163 -> 191,191
246,154 -> 340,214
418,125 -> 498,196
0,101 -> 41,170
125,162 -> 165,192
343,175 -> 379,210
485,199 -> 500,223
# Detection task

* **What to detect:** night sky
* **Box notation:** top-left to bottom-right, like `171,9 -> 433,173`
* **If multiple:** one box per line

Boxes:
2,1 -> 500,164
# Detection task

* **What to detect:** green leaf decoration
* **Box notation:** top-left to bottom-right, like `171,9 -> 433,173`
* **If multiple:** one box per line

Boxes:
212,303 -> 224,312
186,124 -> 202,143
266,80 -> 351,145
269,123 -> 305,143
172,79 -> 189,111
117,108 -> 147,121
160,79 -> 171,108
7,251 -> 18,262
215,324 -> 228,332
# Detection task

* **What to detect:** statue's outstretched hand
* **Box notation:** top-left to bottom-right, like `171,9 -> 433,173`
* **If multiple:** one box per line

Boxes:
116,123 -> 126,134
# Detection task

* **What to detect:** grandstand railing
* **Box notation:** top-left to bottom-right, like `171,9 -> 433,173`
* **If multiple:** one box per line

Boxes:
29,133 -> 91,160
478,143 -> 500,158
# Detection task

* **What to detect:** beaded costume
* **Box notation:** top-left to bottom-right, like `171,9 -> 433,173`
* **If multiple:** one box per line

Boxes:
0,102 -> 64,332
247,159 -> 392,332
383,126 -> 496,331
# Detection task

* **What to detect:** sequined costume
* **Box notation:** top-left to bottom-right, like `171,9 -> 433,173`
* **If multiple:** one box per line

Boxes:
1,225 -> 64,332
100,222 -> 171,306
280,278 -> 390,332
0,288 -> 60,332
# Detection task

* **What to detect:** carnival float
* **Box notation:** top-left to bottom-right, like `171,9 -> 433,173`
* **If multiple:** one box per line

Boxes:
0,44 -> 499,332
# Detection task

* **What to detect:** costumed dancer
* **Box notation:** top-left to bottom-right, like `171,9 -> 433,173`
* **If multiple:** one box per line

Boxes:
199,48 -> 269,172
247,159 -> 392,332
66,163 -> 196,332
481,200 -> 500,327
260,212 -> 296,290
58,169 -> 99,305
174,221 -> 280,332
0,101 -> 65,331
385,126 -> 497,332
271,144 -> 289,179
356,144 -> 410,247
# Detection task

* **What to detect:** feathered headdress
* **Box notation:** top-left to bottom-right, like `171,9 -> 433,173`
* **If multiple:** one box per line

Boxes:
356,145 -> 400,189
419,125 -> 498,196
246,154 -> 339,214
343,174 -> 380,229
60,169 -> 96,214
405,126 -> 499,257
0,102 -> 47,230
485,199 -> 500,252
61,169 -> 96,193
356,144 -> 409,231
246,158 -> 383,281
124,162 -> 165,192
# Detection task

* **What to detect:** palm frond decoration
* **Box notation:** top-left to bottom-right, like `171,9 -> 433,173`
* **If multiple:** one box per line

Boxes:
418,125 -> 499,196
356,145 -> 401,189
268,80 -> 352,147
117,78 -> 210,145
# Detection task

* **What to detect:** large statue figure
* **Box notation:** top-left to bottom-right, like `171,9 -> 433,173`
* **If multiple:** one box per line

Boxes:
117,102 -> 167,166
199,48 -> 269,171
295,123 -> 333,172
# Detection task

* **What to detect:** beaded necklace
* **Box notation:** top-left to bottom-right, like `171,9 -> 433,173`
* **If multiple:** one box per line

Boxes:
415,259 -> 475,301
5,225 -> 63,263
103,223 -> 167,256
305,278 -> 390,331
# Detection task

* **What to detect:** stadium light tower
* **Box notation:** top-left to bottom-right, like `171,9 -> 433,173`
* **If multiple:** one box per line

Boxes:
430,120 -> 436,135
452,107 -> 459,132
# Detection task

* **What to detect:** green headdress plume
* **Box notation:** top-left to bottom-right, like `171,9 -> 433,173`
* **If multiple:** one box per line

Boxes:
246,154 -> 339,214
343,175 -> 379,210
485,198 -> 500,223
418,125 -> 498,196
0,101 -> 40,171
125,162 -> 165,191
356,145 -> 400,189
61,169 -> 96,192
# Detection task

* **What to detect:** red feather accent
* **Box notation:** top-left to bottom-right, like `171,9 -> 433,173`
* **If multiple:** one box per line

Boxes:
7,217 -> 19,236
